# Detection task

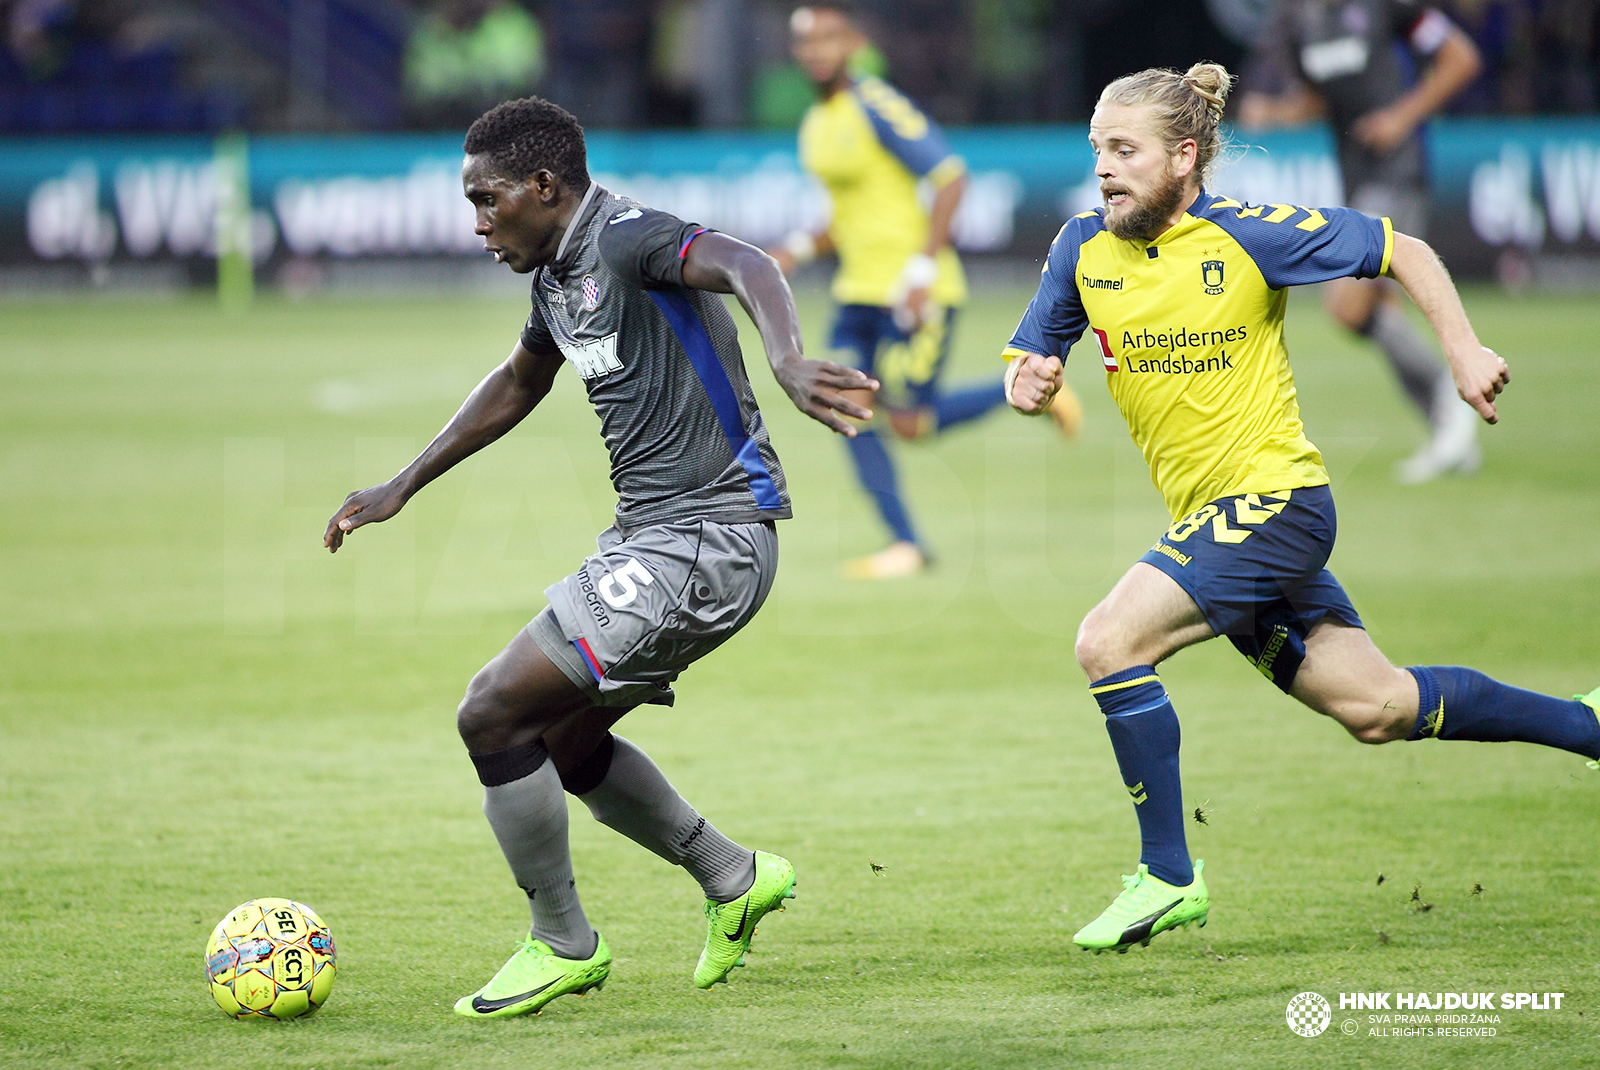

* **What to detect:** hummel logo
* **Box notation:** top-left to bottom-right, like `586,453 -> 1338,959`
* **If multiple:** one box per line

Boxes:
609,209 -> 643,225
1424,700 -> 1445,738
725,901 -> 752,943
1126,781 -> 1148,805
470,978 -> 557,1013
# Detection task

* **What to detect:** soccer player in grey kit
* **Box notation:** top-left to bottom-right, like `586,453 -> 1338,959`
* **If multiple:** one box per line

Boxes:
1239,0 -> 1484,484
323,97 -> 877,1018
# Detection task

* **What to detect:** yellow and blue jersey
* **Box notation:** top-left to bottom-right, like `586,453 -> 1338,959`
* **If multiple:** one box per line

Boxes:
798,76 -> 967,308
1005,191 -> 1394,521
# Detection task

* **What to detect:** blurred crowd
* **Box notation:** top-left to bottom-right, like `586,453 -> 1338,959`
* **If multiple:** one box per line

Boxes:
2,0 -> 1595,133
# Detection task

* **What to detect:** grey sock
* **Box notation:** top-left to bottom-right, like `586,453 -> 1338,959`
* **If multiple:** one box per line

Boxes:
578,735 -> 756,902
482,761 -> 597,959
1367,303 -> 1450,427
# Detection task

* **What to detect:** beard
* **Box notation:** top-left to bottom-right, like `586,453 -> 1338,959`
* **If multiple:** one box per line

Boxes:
1103,163 -> 1188,241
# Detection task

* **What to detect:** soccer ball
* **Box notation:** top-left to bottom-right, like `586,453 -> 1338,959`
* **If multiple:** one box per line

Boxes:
205,898 -> 336,1020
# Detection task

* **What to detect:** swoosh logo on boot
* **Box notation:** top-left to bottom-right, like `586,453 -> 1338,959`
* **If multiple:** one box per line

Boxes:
725,901 -> 752,943
1118,899 -> 1180,945
470,978 -> 558,1013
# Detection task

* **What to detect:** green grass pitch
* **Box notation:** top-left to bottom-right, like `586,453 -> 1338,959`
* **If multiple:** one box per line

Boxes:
2,280 -> 1597,1069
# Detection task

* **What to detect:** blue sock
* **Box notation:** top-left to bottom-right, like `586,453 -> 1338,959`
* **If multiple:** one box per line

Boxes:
844,429 -> 917,545
931,381 -> 1007,432
1407,666 -> 1600,758
1090,666 -> 1193,886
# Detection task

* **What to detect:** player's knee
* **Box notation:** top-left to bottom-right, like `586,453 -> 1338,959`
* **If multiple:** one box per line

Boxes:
1328,300 -> 1367,333
1073,616 -> 1121,681
456,670 -> 514,750
888,408 -> 933,440
1326,283 -> 1379,332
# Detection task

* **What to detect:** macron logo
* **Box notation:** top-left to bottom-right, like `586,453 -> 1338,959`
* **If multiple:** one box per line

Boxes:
608,209 -> 642,225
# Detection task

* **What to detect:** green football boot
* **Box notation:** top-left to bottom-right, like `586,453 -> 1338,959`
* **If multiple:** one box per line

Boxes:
693,851 -> 796,989
1073,860 -> 1209,954
1578,687 -> 1600,770
453,932 -> 610,1019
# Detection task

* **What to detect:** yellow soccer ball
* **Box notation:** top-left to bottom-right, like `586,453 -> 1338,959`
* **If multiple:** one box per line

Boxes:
205,898 -> 337,1020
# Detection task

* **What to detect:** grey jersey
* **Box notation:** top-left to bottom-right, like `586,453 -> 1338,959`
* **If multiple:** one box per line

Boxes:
1256,0 -> 1453,192
520,185 -> 791,532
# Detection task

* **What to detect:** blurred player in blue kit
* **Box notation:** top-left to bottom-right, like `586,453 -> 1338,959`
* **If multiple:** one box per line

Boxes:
770,3 -> 1081,579
1239,0 -> 1484,484
325,97 -> 877,1016
1003,63 -> 1600,955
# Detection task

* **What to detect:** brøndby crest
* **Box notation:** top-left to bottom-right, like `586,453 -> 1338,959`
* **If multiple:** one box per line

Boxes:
1202,260 -> 1225,296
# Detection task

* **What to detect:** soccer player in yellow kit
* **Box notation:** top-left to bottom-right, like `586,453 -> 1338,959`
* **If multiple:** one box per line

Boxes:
772,4 -> 1079,579
1004,63 -> 1599,954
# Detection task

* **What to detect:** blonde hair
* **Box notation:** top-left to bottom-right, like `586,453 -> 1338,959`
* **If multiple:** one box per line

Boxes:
1098,62 -> 1235,182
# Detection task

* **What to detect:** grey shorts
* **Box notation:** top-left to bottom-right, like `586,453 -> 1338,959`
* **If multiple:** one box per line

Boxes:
1349,184 -> 1428,239
527,519 -> 779,708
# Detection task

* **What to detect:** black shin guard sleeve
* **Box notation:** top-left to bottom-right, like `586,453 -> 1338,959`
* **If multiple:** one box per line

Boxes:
559,732 -> 618,796
469,737 -> 550,787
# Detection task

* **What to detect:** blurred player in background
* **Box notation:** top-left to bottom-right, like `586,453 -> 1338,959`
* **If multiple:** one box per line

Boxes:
1238,1 -> 1484,484
770,3 -> 1081,580
326,98 -> 877,1016
1005,63 -> 1599,956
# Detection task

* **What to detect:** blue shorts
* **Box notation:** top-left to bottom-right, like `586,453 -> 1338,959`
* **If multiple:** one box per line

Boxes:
829,304 -> 958,410
1139,484 -> 1362,692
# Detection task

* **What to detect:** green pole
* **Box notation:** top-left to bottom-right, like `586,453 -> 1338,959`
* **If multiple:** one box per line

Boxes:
214,132 -> 255,310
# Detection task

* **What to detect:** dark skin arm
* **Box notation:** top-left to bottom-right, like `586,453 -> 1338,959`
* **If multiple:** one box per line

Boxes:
323,342 -> 563,551
681,230 -> 877,435
903,171 -> 966,325
1241,28 -> 1481,150
1351,28 -> 1481,152
326,231 -> 874,550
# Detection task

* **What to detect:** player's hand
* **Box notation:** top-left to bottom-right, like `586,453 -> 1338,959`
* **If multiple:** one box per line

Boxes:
323,480 -> 407,553
893,286 -> 931,333
1004,353 -> 1063,416
1352,105 -> 1415,153
1451,344 -> 1510,424
772,355 -> 879,436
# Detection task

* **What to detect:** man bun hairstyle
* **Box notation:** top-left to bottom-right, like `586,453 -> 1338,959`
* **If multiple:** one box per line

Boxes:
1098,62 -> 1236,183
464,96 -> 590,189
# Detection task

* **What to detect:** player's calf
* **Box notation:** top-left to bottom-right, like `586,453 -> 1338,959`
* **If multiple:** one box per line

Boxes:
1289,623 -> 1418,744
1299,674 -> 1418,744
1324,701 -> 1415,745
1296,626 -> 1600,759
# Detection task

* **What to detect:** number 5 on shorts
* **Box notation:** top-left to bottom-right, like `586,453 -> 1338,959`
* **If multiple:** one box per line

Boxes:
599,558 -> 655,608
